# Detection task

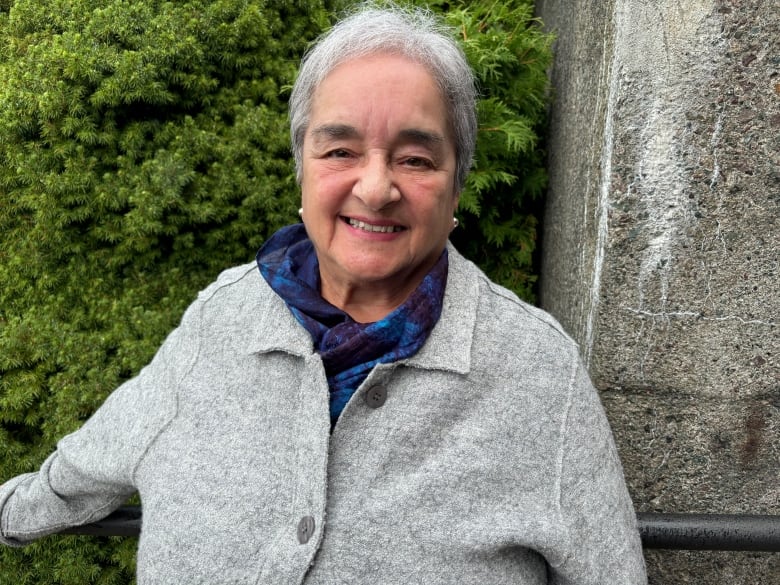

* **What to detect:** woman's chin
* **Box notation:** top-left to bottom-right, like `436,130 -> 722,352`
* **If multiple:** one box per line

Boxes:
339,262 -> 406,288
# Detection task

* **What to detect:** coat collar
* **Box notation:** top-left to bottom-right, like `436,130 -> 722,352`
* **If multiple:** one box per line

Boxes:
401,242 -> 476,375
247,242 -> 477,375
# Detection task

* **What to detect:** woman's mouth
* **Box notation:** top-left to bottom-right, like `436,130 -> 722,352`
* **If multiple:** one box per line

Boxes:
343,217 -> 405,233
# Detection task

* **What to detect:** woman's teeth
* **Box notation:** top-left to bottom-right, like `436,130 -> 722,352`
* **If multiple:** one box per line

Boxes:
347,218 -> 403,233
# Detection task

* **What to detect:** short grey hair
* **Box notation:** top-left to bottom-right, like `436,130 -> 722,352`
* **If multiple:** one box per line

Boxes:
289,2 -> 477,192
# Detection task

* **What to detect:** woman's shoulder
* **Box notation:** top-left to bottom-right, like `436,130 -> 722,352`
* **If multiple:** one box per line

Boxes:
179,262 -> 280,338
196,262 -> 264,304
447,246 -> 580,358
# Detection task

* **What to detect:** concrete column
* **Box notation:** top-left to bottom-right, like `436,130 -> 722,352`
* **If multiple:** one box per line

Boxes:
536,0 -> 778,582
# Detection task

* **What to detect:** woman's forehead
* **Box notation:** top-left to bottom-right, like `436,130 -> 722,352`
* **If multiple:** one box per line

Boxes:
307,54 -> 453,142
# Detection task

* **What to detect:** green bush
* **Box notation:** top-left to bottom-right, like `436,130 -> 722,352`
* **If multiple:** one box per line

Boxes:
442,0 -> 552,299
0,0 -> 551,582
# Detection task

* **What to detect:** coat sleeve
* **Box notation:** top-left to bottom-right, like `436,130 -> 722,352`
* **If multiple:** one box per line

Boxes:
0,299 -> 201,546
548,359 -> 648,585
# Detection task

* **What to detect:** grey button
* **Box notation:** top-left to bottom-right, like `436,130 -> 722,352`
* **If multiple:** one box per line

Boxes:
365,385 -> 387,408
297,515 -> 315,544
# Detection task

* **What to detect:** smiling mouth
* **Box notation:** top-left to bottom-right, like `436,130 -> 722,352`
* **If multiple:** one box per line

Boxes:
344,217 -> 405,233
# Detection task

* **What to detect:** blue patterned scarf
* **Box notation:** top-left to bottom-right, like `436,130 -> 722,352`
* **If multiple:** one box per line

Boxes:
256,224 -> 447,424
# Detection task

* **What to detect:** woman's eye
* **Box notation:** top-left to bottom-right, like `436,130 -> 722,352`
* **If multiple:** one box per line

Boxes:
402,157 -> 432,168
326,149 -> 351,158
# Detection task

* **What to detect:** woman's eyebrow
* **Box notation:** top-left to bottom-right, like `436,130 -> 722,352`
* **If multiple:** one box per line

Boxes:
310,123 -> 360,142
398,128 -> 446,150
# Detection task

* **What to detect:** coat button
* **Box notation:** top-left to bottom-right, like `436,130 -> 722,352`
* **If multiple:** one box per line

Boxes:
365,385 -> 387,408
297,516 -> 315,544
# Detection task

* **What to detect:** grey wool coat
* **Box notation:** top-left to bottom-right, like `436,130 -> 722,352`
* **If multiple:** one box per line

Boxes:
1,244 -> 647,584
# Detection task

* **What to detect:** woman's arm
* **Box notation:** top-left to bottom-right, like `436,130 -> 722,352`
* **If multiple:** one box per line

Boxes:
0,299 -> 200,546
548,360 -> 647,585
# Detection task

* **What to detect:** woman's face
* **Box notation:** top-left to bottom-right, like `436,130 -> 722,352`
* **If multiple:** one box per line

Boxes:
300,53 -> 459,315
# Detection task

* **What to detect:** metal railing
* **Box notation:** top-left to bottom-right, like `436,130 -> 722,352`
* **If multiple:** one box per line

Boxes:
636,513 -> 780,551
60,507 -> 780,552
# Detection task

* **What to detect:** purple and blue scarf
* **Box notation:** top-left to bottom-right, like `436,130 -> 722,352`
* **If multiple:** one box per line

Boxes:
256,223 -> 447,424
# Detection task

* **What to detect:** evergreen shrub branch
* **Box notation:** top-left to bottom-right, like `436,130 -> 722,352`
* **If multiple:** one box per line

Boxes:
0,1 -> 552,582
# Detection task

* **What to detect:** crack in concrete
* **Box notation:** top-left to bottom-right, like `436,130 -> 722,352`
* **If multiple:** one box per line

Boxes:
624,307 -> 776,327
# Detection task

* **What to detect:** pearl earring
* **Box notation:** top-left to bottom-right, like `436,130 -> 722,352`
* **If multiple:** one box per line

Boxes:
453,217 -> 459,228
298,208 -> 303,218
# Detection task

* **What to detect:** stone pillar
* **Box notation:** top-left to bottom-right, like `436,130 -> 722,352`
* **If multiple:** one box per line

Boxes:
536,0 -> 779,582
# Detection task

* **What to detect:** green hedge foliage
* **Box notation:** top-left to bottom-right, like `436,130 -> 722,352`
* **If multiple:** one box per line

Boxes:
0,0 -> 552,582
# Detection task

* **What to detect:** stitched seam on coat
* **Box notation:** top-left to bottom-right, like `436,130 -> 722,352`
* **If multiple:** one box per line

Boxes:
129,297 -> 203,485
553,350 -> 580,567
480,274 -> 577,349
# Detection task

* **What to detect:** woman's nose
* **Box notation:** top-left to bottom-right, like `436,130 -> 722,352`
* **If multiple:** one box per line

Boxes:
353,156 -> 400,210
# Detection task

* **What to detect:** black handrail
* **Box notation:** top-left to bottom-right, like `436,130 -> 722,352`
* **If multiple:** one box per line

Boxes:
59,506 -> 780,552
62,506 -> 142,538
636,513 -> 780,551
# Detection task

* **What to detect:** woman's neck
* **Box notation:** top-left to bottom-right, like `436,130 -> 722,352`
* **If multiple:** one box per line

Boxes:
319,277 -> 413,323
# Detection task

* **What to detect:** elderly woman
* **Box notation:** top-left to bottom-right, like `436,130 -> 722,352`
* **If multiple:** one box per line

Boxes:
0,4 -> 646,584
